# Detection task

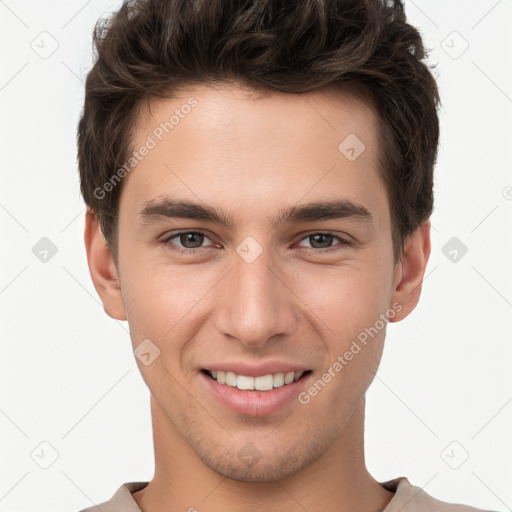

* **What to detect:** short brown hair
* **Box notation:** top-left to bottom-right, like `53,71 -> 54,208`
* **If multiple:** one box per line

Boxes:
77,0 -> 440,265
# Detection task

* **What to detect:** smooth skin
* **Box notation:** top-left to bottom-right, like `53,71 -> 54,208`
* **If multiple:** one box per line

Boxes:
85,83 -> 430,512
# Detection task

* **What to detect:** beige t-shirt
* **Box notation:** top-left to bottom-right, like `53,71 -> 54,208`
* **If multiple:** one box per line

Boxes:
78,476 -> 496,511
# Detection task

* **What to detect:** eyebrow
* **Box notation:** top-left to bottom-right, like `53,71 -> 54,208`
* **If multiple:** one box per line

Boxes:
137,195 -> 373,228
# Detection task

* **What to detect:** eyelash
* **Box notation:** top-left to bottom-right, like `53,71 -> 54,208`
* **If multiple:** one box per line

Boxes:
160,230 -> 351,255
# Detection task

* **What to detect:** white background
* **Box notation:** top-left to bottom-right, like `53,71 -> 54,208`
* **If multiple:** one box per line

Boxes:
0,1 -> 511,510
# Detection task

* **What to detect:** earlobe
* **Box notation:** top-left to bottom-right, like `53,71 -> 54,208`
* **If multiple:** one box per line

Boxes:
84,208 -> 127,321
388,220 -> 431,322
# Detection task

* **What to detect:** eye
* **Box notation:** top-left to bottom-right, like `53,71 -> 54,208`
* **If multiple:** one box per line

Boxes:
297,232 -> 350,251
161,230 -> 213,253
160,230 -> 351,255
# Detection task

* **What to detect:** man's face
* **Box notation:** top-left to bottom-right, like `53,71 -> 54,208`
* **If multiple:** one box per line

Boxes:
112,84 -> 404,481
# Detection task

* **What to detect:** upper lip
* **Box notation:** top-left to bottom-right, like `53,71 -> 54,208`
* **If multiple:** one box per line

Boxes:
202,361 -> 311,377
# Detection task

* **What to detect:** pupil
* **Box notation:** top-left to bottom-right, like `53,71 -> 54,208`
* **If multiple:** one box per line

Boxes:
312,234 -> 332,248
182,233 -> 203,248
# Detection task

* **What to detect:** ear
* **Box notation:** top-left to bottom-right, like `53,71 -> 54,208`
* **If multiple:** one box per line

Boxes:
388,220 -> 431,322
84,208 -> 127,321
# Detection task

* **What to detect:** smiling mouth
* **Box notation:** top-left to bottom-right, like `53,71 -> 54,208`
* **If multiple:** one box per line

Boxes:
202,369 -> 312,391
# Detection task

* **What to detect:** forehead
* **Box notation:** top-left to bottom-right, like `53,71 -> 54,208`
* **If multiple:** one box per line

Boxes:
121,83 -> 386,225
133,82 -> 379,149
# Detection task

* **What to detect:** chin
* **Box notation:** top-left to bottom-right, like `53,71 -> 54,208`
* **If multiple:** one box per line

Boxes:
197,440 -> 326,483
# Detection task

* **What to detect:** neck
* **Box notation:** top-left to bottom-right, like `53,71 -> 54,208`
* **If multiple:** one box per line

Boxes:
132,395 -> 394,512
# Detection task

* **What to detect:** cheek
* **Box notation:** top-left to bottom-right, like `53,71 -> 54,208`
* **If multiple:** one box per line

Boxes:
120,257 -> 214,345
120,264 -> 206,391
296,260 -> 390,338
300,266 -> 391,404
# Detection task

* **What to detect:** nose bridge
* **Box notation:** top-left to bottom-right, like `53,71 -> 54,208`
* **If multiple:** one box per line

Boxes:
215,243 -> 295,347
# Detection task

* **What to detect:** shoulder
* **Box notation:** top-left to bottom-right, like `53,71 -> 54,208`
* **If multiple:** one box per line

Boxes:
76,482 -> 148,512
381,477 -> 498,512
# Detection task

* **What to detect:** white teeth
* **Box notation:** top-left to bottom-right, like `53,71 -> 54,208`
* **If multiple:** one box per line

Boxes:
273,373 -> 285,388
208,369 -> 307,391
225,371 -> 237,387
255,374 -> 273,391
237,375 -> 254,390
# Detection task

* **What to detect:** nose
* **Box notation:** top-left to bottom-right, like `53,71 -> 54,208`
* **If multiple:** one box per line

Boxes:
213,243 -> 298,349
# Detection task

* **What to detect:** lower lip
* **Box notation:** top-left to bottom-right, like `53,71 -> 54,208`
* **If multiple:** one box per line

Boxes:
200,372 -> 312,417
